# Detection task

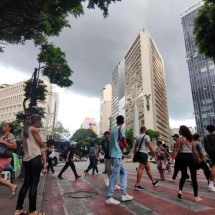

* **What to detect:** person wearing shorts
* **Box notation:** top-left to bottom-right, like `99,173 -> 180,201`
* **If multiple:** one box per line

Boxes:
133,126 -> 160,191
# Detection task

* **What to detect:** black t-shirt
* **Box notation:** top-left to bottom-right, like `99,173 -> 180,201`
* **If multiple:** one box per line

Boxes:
68,146 -> 75,159
101,139 -> 110,159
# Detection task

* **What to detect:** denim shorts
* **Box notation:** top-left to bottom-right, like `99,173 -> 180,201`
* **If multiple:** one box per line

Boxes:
139,152 -> 148,165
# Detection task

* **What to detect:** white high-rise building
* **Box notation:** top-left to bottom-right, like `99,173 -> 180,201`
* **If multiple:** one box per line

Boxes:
111,60 -> 125,128
99,84 -> 112,135
124,29 -> 170,143
0,79 -> 59,129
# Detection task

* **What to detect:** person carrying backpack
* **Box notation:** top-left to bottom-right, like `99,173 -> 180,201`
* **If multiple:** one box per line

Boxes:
204,125 -> 215,192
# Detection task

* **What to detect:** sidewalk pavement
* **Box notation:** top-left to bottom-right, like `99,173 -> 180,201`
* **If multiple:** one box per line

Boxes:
1,162 -> 215,215
0,173 -> 45,215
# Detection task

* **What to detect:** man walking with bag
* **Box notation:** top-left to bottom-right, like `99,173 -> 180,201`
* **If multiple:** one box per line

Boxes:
105,115 -> 133,205
133,126 -> 160,190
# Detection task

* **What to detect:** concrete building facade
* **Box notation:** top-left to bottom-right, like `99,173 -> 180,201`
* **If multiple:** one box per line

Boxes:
99,84 -> 112,135
111,60 -> 125,128
124,29 -> 170,143
181,1 -> 215,136
0,80 -> 59,129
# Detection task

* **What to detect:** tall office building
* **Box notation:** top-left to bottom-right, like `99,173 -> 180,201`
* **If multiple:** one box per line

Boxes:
181,1 -> 215,135
0,79 -> 59,129
124,29 -> 170,143
111,60 -> 125,128
99,84 -> 112,135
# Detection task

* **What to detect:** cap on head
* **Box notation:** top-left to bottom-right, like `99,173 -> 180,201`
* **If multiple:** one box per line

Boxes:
31,114 -> 42,122
70,141 -> 77,146
103,131 -> 110,135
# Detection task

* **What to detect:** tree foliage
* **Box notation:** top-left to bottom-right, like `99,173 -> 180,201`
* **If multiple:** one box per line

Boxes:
24,79 -> 47,105
71,128 -> 97,142
38,43 -> 73,87
147,129 -> 160,140
0,0 -> 122,52
51,121 -> 70,140
194,0 -> 215,62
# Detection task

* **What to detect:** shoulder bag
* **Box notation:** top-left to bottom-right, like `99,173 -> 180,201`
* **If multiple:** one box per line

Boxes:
0,135 -> 13,158
133,135 -> 146,162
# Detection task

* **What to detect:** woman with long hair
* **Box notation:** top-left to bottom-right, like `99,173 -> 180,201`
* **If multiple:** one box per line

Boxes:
14,114 -> 46,215
169,125 -> 202,202
0,122 -> 17,197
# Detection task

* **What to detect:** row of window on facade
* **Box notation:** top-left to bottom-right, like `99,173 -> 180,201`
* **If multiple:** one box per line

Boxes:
0,85 -> 24,98
0,95 -> 23,107
0,105 -> 22,113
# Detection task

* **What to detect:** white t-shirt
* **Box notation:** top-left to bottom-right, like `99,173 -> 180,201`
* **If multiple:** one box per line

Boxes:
136,134 -> 150,154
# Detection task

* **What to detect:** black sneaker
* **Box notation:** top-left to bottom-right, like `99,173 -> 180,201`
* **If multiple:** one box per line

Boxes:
152,179 -> 160,187
135,185 -> 145,191
58,175 -> 64,180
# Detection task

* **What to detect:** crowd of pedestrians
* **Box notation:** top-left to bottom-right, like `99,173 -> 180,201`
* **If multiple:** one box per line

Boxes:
1,114 -> 215,214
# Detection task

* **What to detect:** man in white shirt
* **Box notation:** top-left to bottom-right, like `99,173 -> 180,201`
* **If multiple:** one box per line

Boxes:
133,126 -> 160,190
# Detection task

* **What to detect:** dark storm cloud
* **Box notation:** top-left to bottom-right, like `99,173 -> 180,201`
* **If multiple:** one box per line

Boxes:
0,0 -> 197,120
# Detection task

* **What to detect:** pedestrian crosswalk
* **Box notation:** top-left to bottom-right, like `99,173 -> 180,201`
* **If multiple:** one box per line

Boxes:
49,166 -> 215,215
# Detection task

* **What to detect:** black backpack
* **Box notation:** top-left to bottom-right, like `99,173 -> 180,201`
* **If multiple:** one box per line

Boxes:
204,134 -> 215,157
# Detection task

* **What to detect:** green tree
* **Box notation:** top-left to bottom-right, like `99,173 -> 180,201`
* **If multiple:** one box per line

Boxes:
23,79 -> 47,109
0,0 -> 121,86
194,0 -> 215,62
38,43 -> 73,87
0,0 -> 121,51
147,129 -> 160,140
10,120 -> 23,138
51,121 -> 70,140
71,128 -> 97,142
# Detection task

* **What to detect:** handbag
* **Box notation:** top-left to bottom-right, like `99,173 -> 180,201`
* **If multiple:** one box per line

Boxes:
0,135 -> 13,158
133,135 -> 146,162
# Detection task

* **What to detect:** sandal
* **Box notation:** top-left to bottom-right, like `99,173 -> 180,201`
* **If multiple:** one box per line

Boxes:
194,196 -> 203,202
29,211 -> 46,215
10,185 -> 18,198
20,211 -> 29,215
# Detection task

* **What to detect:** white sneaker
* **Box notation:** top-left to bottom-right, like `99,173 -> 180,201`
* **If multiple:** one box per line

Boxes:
114,184 -> 121,190
105,197 -> 120,205
104,178 -> 109,186
121,193 -> 133,202
208,185 -> 215,192
97,172 -> 102,175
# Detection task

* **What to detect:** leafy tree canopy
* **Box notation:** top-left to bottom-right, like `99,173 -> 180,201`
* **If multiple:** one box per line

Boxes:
0,0 -> 122,52
38,43 -> 73,87
147,129 -> 160,140
51,121 -> 70,140
194,0 -> 215,62
71,128 -> 97,142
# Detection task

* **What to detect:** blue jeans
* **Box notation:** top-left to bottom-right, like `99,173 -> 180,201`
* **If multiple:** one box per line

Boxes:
107,158 -> 127,197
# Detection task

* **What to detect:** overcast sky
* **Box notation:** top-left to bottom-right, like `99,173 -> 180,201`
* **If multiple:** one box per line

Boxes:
0,0 -> 199,133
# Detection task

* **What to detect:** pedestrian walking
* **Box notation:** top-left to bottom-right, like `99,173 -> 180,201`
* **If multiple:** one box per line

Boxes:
204,125 -> 215,192
133,126 -> 160,191
84,143 -> 98,175
0,122 -> 17,198
14,114 -> 47,215
193,133 -> 210,184
169,125 -> 202,202
102,131 -> 112,186
58,141 -> 81,180
46,140 -> 55,175
155,140 -> 168,180
105,115 -> 133,205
